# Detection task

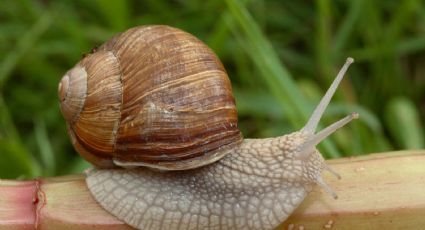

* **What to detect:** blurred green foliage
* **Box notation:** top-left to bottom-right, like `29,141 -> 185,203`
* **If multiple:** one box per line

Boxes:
0,0 -> 424,179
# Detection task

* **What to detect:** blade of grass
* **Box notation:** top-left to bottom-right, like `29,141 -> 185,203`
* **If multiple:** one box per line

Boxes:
34,119 -> 55,176
333,0 -> 364,55
224,0 -> 341,157
396,37 -> 425,55
0,95 -> 20,139
0,96 -> 41,178
0,139 -> 37,178
385,0 -> 420,40
224,0 -> 310,126
385,97 -> 425,149
16,0 -> 44,18
351,36 -> 425,61
315,0 -> 333,83
0,12 -> 52,89
233,87 -> 288,119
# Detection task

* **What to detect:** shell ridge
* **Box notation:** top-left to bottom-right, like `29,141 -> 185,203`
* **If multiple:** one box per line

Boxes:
67,65 -> 89,125
105,50 -> 124,159
123,69 -> 227,110
76,66 -> 88,124
65,66 -> 89,145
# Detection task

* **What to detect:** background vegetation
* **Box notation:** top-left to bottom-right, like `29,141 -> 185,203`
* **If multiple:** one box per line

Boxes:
0,0 -> 424,179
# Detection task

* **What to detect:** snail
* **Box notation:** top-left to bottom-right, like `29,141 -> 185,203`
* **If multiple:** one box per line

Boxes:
58,25 -> 357,230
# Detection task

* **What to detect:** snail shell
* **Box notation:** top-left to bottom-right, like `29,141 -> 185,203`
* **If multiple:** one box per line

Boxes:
58,25 -> 242,170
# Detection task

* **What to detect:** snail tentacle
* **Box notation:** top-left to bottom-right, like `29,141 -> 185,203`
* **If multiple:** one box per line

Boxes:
302,57 -> 354,134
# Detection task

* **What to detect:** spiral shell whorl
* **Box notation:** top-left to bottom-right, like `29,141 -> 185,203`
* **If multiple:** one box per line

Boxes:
58,65 -> 88,125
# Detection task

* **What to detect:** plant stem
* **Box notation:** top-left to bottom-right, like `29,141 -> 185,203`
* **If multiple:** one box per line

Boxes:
0,150 -> 424,230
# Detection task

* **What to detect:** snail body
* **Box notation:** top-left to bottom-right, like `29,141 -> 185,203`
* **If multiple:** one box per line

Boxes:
59,25 -> 357,230
87,132 -> 320,230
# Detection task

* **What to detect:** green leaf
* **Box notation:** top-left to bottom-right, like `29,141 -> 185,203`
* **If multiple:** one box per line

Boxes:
34,119 -> 56,176
0,12 -> 52,89
385,97 -> 424,149
0,139 -> 38,179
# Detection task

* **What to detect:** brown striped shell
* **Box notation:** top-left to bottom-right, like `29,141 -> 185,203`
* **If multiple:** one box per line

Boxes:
58,25 -> 242,170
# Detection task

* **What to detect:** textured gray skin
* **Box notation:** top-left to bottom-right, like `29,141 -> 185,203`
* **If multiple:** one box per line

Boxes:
85,58 -> 356,230
86,131 -> 326,230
